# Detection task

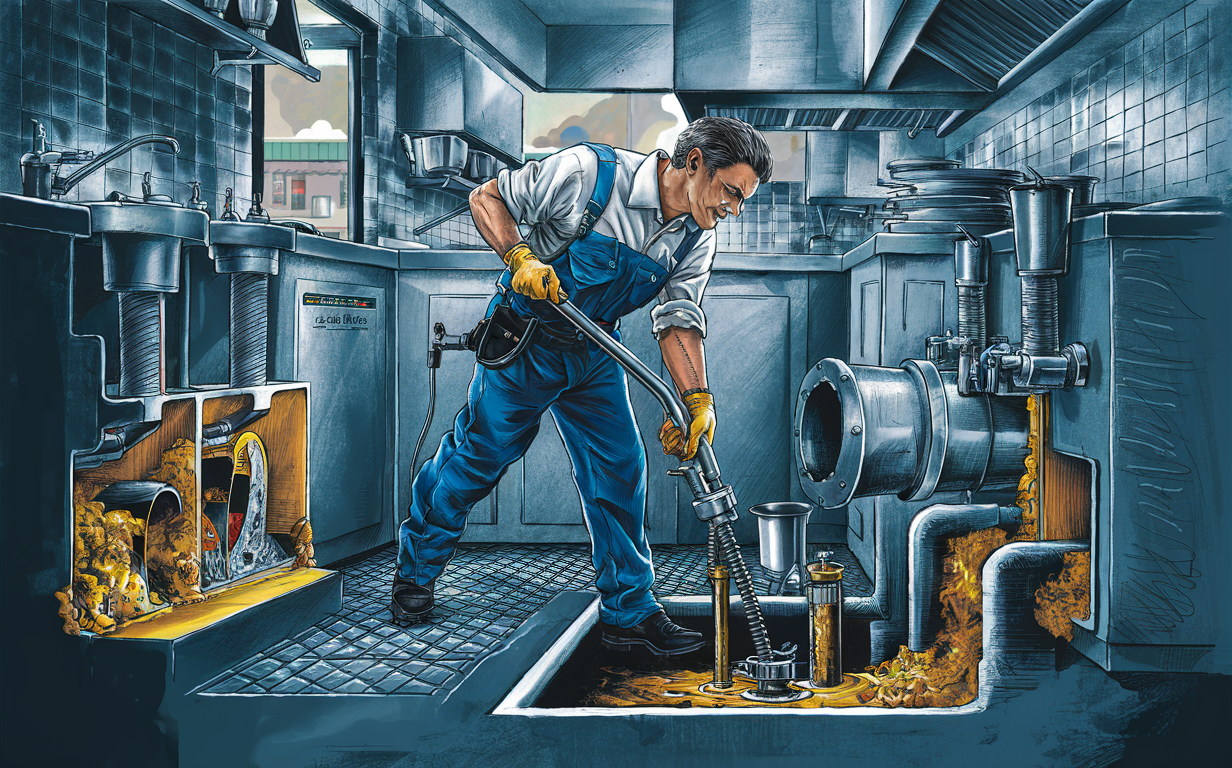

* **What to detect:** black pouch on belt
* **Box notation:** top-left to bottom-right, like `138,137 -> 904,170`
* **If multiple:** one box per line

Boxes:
473,301 -> 538,369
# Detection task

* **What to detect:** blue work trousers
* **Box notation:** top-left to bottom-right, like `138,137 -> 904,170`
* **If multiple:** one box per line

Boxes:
397,333 -> 661,628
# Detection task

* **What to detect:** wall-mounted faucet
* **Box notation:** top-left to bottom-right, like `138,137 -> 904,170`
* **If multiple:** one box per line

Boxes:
19,120 -> 94,199
21,122 -> 182,200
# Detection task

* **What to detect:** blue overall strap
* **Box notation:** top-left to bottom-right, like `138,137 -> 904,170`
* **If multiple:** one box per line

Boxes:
576,143 -> 617,240
670,226 -> 705,264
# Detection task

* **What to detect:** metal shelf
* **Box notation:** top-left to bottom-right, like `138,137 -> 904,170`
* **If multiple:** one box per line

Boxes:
107,0 -> 321,82
404,174 -> 481,198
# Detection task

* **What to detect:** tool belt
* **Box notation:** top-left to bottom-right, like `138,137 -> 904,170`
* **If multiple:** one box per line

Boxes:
472,300 -> 538,369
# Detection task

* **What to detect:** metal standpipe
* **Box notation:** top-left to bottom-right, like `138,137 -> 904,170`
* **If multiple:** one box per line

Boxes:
210,222 -> 283,388
549,300 -> 774,666
907,503 -> 1023,650
999,168 -> 1090,391
102,226 -> 184,398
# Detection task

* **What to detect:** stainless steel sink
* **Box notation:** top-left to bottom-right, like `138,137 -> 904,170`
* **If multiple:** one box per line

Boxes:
86,200 -> 209,291
209,220 -> 295,274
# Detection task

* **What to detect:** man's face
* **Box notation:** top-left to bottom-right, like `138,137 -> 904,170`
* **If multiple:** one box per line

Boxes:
681,148 -> 761,230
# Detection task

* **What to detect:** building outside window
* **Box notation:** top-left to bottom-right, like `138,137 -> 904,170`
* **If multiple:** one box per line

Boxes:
261,0 -> 354,238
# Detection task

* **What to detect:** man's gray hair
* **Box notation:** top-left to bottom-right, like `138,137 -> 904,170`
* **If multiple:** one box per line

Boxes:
671,117 -> 773,184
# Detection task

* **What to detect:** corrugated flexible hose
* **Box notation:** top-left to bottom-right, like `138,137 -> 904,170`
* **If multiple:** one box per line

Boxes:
230,273 -> 270,387
714,520 -> 772,661
117,291 -> 162,397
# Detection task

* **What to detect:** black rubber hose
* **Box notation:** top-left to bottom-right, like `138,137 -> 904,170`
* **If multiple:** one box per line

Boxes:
714,521 -> 772,661
411,366 -> 436,484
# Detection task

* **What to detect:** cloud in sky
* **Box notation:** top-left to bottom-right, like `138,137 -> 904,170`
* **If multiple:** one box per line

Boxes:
294,119 -> 347,140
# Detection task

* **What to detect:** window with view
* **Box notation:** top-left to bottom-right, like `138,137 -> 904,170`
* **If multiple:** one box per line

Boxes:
262,0 -> 354,239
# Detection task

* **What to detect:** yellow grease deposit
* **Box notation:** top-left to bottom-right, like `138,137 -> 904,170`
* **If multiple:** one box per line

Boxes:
1034,551 -> 1092,641
145,438 -> 205,605
859,393 -> 1043,707
62,502 -> 156,635
583,666 -> 878,708
60,438 -> 204,635
203,487 -> 229,502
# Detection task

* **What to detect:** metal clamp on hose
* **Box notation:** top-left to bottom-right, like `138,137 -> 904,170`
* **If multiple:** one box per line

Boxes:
692,485 -> 738,525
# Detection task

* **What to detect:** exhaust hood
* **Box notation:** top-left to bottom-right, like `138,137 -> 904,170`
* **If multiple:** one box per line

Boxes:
397,36 -> 523,167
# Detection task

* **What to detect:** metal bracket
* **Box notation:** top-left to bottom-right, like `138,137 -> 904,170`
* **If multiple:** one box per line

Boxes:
211,46 -> 276,77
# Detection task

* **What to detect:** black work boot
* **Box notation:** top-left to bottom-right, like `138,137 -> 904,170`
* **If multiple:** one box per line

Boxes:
391,574 -> 434,625
598,610 -> 704,656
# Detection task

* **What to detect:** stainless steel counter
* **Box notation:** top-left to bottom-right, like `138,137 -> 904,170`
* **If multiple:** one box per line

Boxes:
0,193 -> 91,237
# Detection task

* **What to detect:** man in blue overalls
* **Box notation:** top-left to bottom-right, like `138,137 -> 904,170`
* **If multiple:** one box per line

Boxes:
393,117 -> 772,656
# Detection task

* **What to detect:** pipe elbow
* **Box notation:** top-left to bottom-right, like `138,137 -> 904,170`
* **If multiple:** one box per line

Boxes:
909,503 -> 1003,547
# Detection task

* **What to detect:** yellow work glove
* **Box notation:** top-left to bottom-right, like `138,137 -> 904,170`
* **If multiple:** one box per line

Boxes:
505,242 -> 566,304
657,390 -> 717,460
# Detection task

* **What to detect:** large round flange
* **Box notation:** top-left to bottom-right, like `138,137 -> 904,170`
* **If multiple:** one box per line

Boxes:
794,358 -> 866,510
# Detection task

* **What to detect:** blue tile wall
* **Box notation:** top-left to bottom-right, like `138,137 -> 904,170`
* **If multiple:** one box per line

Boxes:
954,0 -> 1230,203
2,0 -> 252,214
0,0 -> 524,247
712,180 -> 850,255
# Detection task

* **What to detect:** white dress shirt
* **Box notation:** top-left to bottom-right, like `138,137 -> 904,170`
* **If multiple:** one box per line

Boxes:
496,145 -> 717,338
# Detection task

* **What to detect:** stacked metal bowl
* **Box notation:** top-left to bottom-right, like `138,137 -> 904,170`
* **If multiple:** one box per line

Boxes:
880,158 -> 1026,235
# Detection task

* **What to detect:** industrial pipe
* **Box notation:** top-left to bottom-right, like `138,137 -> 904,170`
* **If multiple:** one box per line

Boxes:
229,273 -> 269,387
978,541 -> 1090,704
907,503 -> 1022,650
954,225 -> 989,351
710,563 -> 731,689
795,358 -> 1030,510
117,292 -> 164,397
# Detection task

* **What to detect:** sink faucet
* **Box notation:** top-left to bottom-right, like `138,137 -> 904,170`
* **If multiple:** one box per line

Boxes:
20,120 -> 94,198
50,133 -> 180,199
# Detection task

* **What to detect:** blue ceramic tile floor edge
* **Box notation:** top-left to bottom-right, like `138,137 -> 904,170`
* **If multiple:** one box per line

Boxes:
195,543 -> 869,697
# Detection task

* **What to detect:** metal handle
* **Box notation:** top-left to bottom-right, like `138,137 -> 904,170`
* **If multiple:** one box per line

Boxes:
547,299 -> 721,483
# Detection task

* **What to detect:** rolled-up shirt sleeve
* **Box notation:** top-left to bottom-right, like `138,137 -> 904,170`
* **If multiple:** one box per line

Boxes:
495,147 -> 595,261
651,229 -> 717,338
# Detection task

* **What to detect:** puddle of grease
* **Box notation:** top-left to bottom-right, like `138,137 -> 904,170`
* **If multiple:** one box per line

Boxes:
582,664 -> 880,708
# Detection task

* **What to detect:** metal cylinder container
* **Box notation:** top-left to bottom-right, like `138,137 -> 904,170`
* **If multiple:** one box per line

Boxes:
795,358 -> 1031,509
117,292 -> 164,397
802,555 -> 844,689
229,273 -> 270,387
1044,175 -> 1099,206
1010,178 -> 1073,277
748,502 -> 812,594
1011,176 -> 1072,357
102,233 -> 182,292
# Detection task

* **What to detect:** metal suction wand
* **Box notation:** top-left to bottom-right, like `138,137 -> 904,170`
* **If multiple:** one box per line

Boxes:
548,300 -> 774,665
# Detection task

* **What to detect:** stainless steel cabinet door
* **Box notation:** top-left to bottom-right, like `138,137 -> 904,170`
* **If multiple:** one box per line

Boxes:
294,279 -> 387,543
